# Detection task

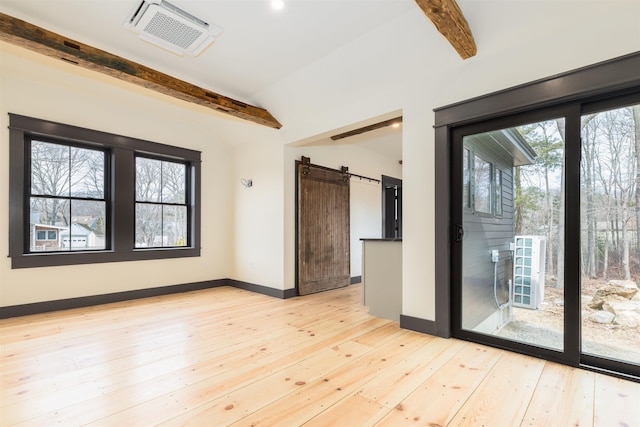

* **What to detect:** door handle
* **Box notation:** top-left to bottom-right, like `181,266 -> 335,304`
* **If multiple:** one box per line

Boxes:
455,224 -> 464,242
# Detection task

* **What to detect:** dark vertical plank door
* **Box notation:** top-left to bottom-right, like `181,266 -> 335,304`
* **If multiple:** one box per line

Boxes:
297,161 -> 350,295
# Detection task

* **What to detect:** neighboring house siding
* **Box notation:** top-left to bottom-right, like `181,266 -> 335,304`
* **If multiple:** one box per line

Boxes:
31,224 -> 65,251
462,142 -> 515,330
60,224 -> 97,249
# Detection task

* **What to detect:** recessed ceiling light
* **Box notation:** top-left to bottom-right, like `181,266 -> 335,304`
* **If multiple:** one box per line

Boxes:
271,0 -> 284,10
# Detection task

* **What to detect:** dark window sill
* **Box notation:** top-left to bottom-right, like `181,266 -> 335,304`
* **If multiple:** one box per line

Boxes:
10,247 -> 201,269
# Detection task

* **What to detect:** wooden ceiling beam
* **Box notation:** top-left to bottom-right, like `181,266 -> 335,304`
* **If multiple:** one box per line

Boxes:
0,13 -> 282,129
331,117 -> 402,141
414,0 -> 477,59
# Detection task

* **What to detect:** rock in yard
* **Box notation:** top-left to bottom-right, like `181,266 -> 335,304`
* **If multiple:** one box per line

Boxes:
588,281 -> 639,310
588,295 -> 604,310
589,311 -> 615,324
603,300 -> 640,315
613,311 -> 640,328
588,294 -> 626,310
606,280 -> 639,298
602,299 -> 640,328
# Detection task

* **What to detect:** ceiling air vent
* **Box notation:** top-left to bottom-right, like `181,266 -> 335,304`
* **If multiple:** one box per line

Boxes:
124,0 -> 222,56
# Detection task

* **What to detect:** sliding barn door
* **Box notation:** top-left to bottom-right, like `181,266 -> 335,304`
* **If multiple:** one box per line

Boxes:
297,157 -> 350,295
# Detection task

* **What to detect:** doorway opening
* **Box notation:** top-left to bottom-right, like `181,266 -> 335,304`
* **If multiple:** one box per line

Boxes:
295,156 -> 351,296
382,175 -> 402,239
289,112 -> 402,291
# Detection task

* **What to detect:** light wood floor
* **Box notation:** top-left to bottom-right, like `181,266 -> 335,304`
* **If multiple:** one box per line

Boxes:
1,284 -> 639,427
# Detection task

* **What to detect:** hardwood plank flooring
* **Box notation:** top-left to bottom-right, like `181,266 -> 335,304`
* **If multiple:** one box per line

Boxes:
1,284 -> 639,426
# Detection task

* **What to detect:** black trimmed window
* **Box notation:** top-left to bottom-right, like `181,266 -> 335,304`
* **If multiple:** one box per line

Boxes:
29,139 -> 108,252
135,156 -> 188,248
9,114 -> 201,269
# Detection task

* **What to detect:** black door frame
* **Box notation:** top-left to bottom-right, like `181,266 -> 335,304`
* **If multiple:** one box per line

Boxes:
450,104 -> 581,368
382,175 -> 402,239
433,51 -> 640,380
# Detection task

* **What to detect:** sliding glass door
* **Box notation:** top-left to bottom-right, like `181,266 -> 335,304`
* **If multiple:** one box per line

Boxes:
455,114 -> 568,357
452,96 -> 640,377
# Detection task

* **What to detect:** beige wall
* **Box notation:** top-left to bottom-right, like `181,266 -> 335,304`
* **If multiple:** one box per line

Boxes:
0,43 -> 244,306
2,1 -> 640,325
231,141 -> 285,289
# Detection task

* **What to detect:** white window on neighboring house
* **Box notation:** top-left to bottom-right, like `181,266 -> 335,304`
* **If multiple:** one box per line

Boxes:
35,230 -> 58,241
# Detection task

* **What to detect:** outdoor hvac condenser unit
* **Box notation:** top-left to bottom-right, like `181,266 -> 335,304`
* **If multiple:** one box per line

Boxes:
124,0 -> 222,56
513,236 -> 546,309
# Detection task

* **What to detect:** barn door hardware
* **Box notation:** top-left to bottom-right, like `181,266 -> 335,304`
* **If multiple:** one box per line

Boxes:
299,156 -> 380,183
341,166 -> 350,182
301,156 -> 311,175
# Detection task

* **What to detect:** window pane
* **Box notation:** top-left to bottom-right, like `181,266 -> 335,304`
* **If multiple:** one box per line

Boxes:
30,197 -> 69,227
474,155 -> 491,213
495,169 -> 503,216
70,147 -> 105,199
461,119 -> 564,352
30,197 -> 70,252
162,161 -> 186,204
163,205 -> 187,247
136,157 -> 189,248
31,140 -> 70,196
463,148 -> 470,208
580,103 -> 640,365
66,200 -> 107,250
136,158 -> 162,202
135,203 -> 162,248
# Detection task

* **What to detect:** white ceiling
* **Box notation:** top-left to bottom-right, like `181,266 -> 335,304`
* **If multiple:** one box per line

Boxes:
0,0 -> 416,103
3,1 -> 639,162
0,0 -> 426,160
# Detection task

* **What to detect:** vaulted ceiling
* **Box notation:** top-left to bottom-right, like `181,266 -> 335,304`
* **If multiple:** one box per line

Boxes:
1,0 -> 479,161
0,1 -> 474,126
1,1 -> 424,104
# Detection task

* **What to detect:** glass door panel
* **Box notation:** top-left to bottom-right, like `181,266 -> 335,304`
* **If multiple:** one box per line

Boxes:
461,119 -> 566,351
580,103 -> 640,365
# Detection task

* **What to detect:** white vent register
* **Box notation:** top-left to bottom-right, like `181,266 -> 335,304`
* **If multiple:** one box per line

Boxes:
124,0 -> 222,56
